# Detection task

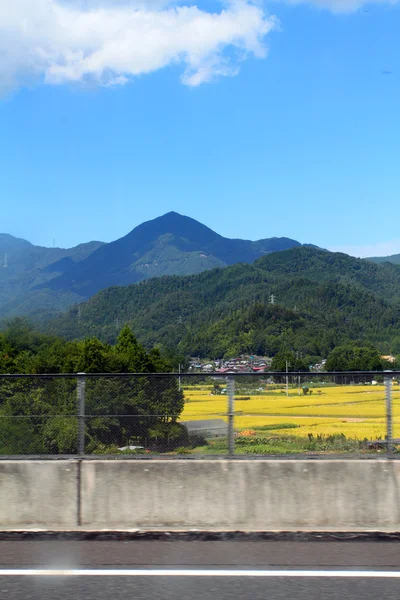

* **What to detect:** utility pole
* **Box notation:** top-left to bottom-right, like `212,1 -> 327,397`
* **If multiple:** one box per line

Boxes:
227,376 -> 235,457
178,363 -> 181,392
286,361 -> 290,397
385,373 -> 393,456
77,373 -> 86,456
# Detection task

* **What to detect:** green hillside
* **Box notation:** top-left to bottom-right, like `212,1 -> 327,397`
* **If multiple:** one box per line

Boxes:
47,247 -> 400,360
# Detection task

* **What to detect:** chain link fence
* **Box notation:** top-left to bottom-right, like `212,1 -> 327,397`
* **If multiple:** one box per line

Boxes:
0,371 -> 399,457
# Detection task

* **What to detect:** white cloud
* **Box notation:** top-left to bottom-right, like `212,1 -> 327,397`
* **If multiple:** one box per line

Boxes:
328,240 -> 400,258
58,1 -> 180,8
0,0 -> 276,94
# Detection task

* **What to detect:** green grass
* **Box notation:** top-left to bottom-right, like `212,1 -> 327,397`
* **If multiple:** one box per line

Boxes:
254,423 -> 300,431
189,433 -> 376,455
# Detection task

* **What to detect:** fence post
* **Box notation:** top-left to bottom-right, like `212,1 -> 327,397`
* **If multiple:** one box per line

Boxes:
385,373 -> 393,457
227,376 -> 235,457
77,373 -> 86,456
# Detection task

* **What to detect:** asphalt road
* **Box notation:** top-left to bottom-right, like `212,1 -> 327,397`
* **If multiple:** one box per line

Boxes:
1,540 -> 400,599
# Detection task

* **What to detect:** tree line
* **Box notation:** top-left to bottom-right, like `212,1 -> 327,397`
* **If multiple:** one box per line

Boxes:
0,315 -> 397,456
0,319 -> 185,455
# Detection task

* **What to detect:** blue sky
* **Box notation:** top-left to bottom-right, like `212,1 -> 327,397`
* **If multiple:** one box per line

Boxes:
1,0 -> 399,257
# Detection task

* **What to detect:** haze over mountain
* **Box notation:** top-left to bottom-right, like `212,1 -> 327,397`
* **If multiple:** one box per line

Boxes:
0,234 -> 105,317
0,212 -> 310,319
367,254 -> 400,266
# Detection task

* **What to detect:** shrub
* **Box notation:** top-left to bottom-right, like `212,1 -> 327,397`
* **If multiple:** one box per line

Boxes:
176,446 -> 192,454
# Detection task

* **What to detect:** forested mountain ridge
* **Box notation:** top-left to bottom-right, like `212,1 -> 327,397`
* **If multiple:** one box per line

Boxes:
39,211 -> 305,297
47,247 -> 400,360
0,212 -> 307,318
0,234 -> 104,317
3,213 -> 399,338
256,248 -> 400,302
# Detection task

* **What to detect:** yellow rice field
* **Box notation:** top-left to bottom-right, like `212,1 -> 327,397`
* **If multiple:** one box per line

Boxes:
181,384 -> 400,440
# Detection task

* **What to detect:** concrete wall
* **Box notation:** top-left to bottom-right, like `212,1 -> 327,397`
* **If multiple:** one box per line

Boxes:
0,461 -> 77,529
2,460 -> 400,530
81,460 -> 400,530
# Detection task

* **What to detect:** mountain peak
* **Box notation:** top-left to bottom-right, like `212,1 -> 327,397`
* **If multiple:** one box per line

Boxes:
123,211 -> 223,248
137,211 -> 217,230
38,212 -> 305,299
162,210 -> 182,218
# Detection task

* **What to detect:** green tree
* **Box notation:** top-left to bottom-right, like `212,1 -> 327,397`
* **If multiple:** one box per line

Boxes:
78,338 -> 109,373
325,343 -> 383,371
114,325 -> 151,372
271,350 -> 309,372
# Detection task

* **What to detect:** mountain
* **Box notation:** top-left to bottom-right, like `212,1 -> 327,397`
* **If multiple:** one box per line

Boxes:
47,246 -> 400,359
0,235 -> 104,318
0,213 -> 309,320
38,212 -> 305,298
367,254 -> 400,266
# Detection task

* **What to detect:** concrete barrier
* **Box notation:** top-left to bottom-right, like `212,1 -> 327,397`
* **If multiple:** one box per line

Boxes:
81,460 -> 400,530
2,460 -> 400,531
0,461 -> 77,529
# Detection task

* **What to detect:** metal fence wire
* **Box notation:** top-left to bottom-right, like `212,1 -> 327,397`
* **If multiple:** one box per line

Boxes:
0,371 -> 399,457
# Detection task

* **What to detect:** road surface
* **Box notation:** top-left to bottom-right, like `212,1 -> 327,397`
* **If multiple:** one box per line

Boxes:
1,539 -> 400,599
